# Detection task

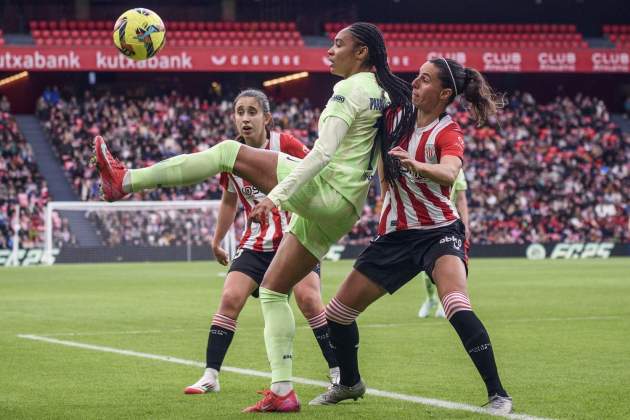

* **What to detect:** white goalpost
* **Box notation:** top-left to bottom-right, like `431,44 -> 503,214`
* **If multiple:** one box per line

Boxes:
43,200 -> 236,265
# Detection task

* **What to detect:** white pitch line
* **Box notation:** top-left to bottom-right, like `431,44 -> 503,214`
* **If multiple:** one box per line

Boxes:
17,334 -> 552,420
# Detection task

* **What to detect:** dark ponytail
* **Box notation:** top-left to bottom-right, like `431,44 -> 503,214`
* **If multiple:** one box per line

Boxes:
347,22 -> 416,182
430,57 -> 503,126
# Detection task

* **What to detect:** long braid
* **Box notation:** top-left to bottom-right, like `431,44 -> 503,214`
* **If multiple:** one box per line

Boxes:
348,22 -> 416,182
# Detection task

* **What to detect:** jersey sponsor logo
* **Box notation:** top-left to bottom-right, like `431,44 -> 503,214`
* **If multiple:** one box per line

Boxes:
232,248 -> 244,260
439,235 -> 462,250
538,52 -> 576,72
369,97 -> 386,111
591,52 -> 629,72
242,185 -> 261,198
400,165 -> 428,181
331,95 -> 345,103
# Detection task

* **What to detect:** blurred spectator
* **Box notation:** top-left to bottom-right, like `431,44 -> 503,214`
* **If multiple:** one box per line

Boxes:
36,90 -> 629,247
0,97 -> 74,249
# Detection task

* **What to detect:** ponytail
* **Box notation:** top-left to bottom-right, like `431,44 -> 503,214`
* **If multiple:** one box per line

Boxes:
461,67 -> 501,126
431,57 -> 503,127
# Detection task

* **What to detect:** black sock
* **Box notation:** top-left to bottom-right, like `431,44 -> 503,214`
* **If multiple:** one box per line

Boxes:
449,311 -> 508,397
328,320 -> 360,386
206,325 -> 235,371
311,325 -> 338,369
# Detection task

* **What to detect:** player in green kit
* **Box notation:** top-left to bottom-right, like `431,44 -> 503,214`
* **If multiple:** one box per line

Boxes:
93,22 -> 414,413
418,169 -> 469,318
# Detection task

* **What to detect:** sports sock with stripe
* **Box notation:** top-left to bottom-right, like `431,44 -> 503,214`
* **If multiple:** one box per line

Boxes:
127,139 -> 241,192
307,312 -> 338,369
206,313 -> 237,371
259,287 -> 296,385
327,320 -> 361,386
449,310 -> 508,397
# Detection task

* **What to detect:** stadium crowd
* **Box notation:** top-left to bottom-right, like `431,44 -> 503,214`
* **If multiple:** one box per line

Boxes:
0,96 -> 74,250
32,89 -> 630,248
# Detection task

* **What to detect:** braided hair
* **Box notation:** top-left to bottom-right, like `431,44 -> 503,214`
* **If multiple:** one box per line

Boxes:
347,22 -> 416,182
430,57 -> 503,126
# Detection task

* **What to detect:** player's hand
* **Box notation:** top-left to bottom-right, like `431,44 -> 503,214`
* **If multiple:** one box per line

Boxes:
389,146 -> 423,173
212,242 -> 229,266
249,197 -> 275,227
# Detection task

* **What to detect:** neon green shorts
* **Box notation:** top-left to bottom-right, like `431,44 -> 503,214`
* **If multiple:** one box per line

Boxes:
276,153 -> 359,259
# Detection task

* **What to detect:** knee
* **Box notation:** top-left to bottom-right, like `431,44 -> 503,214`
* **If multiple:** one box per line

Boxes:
295,290 -> 324,319
218,289 -> 247,319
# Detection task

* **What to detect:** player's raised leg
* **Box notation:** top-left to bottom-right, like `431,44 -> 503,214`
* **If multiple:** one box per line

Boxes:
94,135 -> 281,202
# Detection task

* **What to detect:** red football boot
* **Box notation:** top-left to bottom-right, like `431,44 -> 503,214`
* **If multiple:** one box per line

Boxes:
242,389 -> 301,413
93,136 -> 129,202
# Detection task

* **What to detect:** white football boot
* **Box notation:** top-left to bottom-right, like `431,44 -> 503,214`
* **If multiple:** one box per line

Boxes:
184,368 -> 220,394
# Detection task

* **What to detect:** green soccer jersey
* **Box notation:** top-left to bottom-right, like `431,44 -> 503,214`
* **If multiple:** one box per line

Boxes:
450,169 -> 468,203
317,72 -> 389,216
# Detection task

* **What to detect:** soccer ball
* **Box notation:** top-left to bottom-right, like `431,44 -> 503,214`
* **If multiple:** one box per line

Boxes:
112,8 -> 166,61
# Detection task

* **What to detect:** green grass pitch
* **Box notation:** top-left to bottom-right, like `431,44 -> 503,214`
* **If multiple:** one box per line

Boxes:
1,258 -> 629,419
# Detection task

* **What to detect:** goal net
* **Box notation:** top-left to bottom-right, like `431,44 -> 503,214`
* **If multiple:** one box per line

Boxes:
42,200 -> 238,265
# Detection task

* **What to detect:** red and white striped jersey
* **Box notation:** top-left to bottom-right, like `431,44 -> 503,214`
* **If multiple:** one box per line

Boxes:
220,131 -> 309,252
379,114 -> 465,235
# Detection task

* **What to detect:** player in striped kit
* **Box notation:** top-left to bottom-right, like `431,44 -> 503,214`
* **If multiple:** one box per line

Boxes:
312,58 -> 513,415
184,89 -> 338,395
418,169 -> 469,318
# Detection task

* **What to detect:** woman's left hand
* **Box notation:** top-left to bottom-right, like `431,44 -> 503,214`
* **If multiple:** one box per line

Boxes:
249,197 -> 276,227
389,146 -> 424,174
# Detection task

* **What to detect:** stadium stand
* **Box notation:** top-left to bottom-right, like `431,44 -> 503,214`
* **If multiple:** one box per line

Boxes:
603,24 -> 630,47
0,29 -> 4,46
325,22 -> 588,48
35,89 -> 629,247
0,96 -> 75,250
29,20 -> 304,47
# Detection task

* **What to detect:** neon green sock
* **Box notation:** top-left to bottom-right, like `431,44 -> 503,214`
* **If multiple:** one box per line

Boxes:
423,274 -> 438,302
259,287 -> 295,383
128,140 -> 241,192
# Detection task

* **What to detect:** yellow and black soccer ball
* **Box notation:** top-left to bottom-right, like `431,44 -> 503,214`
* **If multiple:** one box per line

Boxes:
113,8 -> 166,61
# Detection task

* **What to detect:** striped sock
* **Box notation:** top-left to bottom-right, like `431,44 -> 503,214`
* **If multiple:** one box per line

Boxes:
443,293 -> 508,397
326,298 -> 362,386
441,291 -> 473,319
307,311 -> 337,369
206,313 -> 237,371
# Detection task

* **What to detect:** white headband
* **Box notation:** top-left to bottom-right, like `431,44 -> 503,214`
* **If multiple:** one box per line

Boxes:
441,57 -> 458,96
